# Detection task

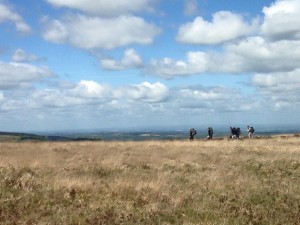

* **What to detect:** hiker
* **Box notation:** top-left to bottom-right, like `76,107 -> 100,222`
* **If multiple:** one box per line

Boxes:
236,127 -> 241,139
247,126 -> 255,138
229,127 -> 240,139
230,127 -> 237,139
207,127 -> 213,140
189,128 -> 197,140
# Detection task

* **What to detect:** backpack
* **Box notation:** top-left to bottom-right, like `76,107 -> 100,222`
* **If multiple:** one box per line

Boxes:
250,127 -> 255,133
190,128 -> 196,135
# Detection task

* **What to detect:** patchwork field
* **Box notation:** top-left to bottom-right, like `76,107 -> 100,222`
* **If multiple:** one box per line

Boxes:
0,137 -> 299,224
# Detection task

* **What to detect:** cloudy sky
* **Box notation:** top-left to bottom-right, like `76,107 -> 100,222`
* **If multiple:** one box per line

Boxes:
0,0 -> 300,132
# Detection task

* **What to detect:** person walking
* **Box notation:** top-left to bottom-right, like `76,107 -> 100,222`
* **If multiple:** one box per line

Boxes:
207,127 -> 213,140
236,127 -> 241,139
189,128 -> 197,140
230,127 -> 237,139
247,126 -> 255,138
230,127 -> 240,139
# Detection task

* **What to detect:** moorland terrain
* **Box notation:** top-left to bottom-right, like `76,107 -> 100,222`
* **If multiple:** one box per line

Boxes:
0,134 -> 299,224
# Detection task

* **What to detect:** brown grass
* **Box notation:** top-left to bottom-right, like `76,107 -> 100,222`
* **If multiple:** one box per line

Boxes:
0,138 -> 299,224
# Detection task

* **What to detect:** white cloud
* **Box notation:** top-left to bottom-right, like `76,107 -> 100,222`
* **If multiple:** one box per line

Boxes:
11,49 -> 39,62
121,49 -> 143,68
101,49 -> 143,70
117,82 -> 169,103
252,70 -> 300,109
2,76 -> 290,129
262,0 -> 300,40
147,51 -> 208,78
0,3 -> 31,33
173,86 -> 259,113
0,61 -> 53,89
28,81 -> 111,108
0,99 -> 26,112
24,81 -> 168,111
69,80 -> 110,99
180,88 -> 229,101
41,18 -> 68,43
30,89 -> 85,108
176,11 -> 258,45
42,14 -> 161,49
46,0 -> 154,17
252,70 -> 300,91
223,37 -> 300,73
147,37 -> 300,78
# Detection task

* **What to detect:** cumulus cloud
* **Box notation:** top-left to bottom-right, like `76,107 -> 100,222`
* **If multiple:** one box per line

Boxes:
11,80 -> 257,114
147,51 -> 208,78
69,80 -> 110,99
25,81 -> 169,110
30,89 -> 85,108
28,81 -> 112,108
176,11 -> 258,45
11,49 -> 39,62
147,37 -> 300,78
46,0 -> 154,17
223,37 -> 300,73
117,82 -> 169,103
42,14 -> 161,49
100,49 -> 143,70
0,99 -> 25,112
0,76 -> 272,130
41,18 -> 68,44
262,0 -> 300,40
173,85 -> 260,113
252,70 -> 300,92
0,3 -> 31,33
27,81 -> 257,115
252,70 -> 300,109
0,61 -> 53,89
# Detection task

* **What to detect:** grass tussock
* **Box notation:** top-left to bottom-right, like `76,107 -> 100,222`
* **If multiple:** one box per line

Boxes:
0,138 -> 300,224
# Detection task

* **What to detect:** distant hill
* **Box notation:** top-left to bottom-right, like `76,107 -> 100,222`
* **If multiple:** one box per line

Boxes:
0,132 -> 101,142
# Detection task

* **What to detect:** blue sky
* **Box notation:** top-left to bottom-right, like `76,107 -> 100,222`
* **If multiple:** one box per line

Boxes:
0,0 -> 300,132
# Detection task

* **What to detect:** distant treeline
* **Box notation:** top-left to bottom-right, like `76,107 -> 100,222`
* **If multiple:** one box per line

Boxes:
0,132 -> 101,142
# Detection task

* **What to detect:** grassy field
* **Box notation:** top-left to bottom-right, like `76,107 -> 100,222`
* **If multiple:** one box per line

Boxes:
0,137 -> 299,224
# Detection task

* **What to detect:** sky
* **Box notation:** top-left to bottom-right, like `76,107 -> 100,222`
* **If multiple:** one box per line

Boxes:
0,0 -> 300,132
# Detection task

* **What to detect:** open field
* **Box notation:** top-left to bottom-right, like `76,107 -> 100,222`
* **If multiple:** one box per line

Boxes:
0,137 -> 299,224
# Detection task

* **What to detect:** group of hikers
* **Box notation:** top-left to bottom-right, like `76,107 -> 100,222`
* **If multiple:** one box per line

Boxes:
189,125 -> 255,140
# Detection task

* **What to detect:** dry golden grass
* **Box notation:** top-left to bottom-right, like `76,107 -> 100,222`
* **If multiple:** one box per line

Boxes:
0,137 -> 299,224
